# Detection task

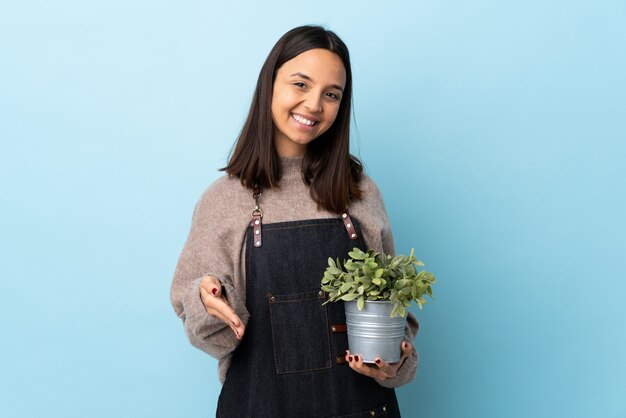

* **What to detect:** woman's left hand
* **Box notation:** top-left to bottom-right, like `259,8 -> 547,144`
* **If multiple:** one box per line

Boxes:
345,341 -> 413,381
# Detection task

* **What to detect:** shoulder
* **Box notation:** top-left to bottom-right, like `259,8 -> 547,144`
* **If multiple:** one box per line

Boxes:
349,173 -> 392,221
199,174 -> 246,201
358,173 -> 387,207
192,174 -> 251,222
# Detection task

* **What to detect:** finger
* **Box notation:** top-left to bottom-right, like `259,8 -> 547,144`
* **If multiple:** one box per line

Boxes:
375,341 -> 413,376
200,275 -> 223,297
215,297 -> 241,327
200,283 -> 238,325
348,354 -> 377,378
373,357 -> 397,378
200,288 -> 241,326
372,342 -> 413,377
200,288 -> 233,323
200,288 -> 245,338
209,308 -> 245,340
388,341 -> 413,368
400,341 -> 413,360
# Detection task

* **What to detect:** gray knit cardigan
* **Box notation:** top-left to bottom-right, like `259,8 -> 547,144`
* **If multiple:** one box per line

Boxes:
170,156 -> 419,387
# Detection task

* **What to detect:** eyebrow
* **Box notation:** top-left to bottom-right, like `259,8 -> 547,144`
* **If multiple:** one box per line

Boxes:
289,72 -> 344,92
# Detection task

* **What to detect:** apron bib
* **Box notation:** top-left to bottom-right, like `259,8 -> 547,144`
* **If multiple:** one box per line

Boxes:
217,217 -> 400,418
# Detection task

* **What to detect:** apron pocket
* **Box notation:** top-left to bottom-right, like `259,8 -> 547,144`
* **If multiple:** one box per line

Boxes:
268,290 -> 332,374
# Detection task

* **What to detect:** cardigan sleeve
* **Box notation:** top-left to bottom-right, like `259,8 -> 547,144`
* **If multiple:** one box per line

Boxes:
170,184 -> 250,359
364,178 -> 420,388
374,312 -> 420,388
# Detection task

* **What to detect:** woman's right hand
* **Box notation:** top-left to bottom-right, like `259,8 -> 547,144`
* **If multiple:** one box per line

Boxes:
199,275 -> 245,340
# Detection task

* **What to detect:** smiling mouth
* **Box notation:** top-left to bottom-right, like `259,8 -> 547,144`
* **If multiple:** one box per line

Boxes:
291,113 -> 318,126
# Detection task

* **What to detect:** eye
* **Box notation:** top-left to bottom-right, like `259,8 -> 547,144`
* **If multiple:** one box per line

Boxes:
326,92 -> 341,101
293,82 -> 307,89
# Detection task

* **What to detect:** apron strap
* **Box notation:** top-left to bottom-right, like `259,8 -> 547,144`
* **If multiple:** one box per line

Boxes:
250,185 -> 359,245
341,212 -> 359,240
251,185 -> 263,247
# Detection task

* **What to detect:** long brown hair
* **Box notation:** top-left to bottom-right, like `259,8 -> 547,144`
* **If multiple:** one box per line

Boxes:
221,25 -> 363,213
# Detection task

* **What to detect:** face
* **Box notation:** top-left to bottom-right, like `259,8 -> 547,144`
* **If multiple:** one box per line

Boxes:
271,48 -> 347,157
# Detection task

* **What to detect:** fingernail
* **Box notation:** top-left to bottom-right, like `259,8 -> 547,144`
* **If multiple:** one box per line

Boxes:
349,356 -> 353,362
212,288 -> 218,295
345,350 -> 349,356
354,355 -> 359,362
375,358 -> 381,364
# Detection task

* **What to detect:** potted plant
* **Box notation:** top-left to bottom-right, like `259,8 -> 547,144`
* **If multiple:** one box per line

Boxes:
321,247 -> 437,363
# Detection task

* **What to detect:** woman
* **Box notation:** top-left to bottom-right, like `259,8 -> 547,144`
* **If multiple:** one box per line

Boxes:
170,25 -> 419,417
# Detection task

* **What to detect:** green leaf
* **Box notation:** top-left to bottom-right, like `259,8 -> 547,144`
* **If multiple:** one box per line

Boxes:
340,282 -> 353,293
374,268 -> 384,278
328,257 -> 336,268
394,279 -> 410,290
328,267 -> 342,275
390,257 -> 403,269
348,249 -> 366,260
357,295 -> 365,310
341,293 -> 358,301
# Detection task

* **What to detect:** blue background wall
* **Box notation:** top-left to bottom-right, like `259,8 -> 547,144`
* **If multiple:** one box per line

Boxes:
1,1 -> 625,417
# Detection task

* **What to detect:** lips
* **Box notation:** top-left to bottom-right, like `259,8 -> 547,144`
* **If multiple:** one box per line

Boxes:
291,113 -> 318,126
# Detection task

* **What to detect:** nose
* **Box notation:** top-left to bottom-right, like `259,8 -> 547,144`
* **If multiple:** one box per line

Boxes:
304,91 -> 323,113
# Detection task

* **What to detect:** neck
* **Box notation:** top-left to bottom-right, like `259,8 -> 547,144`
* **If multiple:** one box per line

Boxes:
274,135 -> 307,157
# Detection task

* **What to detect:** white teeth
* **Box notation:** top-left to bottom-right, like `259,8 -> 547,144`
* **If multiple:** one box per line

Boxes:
292,113 -> 316,126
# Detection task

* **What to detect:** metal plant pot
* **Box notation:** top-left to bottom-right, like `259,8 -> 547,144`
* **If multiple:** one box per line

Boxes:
344,300 -> 407,363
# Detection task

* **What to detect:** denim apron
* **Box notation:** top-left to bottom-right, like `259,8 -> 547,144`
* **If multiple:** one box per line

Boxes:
216,210 -> 400,417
